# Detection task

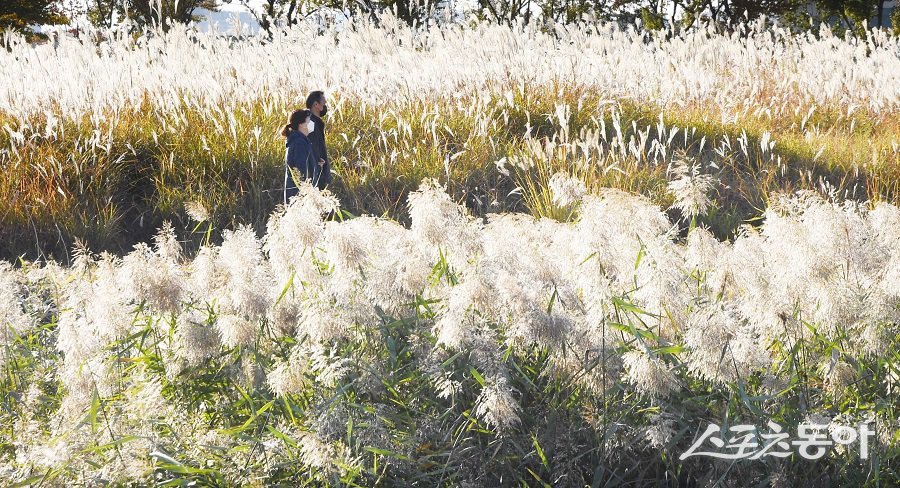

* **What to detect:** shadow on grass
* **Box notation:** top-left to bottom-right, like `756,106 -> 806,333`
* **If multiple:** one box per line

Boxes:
1,87 -> 896,263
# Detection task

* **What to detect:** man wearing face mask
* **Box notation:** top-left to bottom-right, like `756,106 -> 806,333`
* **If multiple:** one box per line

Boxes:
305,91 -> 332,190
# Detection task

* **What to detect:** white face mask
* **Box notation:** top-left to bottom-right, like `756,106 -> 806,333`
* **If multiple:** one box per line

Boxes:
306,120 -> 315,133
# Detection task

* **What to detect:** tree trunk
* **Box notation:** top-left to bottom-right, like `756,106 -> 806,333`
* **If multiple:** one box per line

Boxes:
286,0 -> 298,25
107,0 -> 114,27
266,0 -> 277,21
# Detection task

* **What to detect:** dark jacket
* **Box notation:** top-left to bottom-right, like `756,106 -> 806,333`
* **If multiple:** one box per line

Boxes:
308,114 -> 332,189
284,130 -> 318,203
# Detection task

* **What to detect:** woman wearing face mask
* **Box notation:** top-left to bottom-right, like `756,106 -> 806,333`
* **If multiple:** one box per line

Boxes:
281,109 -> 325,204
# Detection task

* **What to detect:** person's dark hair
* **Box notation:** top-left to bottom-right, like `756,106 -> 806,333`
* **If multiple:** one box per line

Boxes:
282,109 -> 310,137
305,91 -> 325,110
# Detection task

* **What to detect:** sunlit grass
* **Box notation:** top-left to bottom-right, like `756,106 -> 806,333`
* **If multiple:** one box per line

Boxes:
2,83 -> 899,260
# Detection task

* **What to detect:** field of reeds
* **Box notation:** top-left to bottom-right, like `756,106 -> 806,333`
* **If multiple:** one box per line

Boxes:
1,14 -> 899,486
3,17 -> 900,260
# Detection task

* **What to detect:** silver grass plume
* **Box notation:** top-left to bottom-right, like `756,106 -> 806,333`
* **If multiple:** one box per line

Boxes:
548,172 -> 586,207
622,349 -> 679,398
667,155 -> 715,218
473,377 -> 521,431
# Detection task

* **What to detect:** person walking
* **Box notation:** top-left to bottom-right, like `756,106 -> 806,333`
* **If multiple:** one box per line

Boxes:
282,109 -> 323,204
305,91 -> 332,190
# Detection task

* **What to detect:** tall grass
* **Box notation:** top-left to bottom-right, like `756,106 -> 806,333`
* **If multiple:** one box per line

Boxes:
1,18 -> 899,260
0,183 -> 897,485
1,17 -> 899,484
2,88 -> 899,261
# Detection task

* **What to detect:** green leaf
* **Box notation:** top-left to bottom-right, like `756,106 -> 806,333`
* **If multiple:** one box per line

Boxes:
274,271 -> 296,307
526,467 -> 550,487
611,296 -> 652,316
266,425 -> 297,448
150,450 -> 182,466
82,435 -> 140,454
532,434 -> 548,470
347,415 -> 354,444
10,475 -> 49,487
547,287 -> 558,314
223,399 -> 276,435
653,344 -> 686,355
469,367 -> 485,387
736,381 -> 764,417
439,350 -> 464,368
364,446 -> 411,461
608,321 -> 657,341
151,451 -> 217,475
633,242 -> 646,270
88,389 -> 100,434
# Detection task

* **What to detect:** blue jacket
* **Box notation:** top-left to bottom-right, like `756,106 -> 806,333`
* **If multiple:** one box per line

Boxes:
284,130 -> 318,203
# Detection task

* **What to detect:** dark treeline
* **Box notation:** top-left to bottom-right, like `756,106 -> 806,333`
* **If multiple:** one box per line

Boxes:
2,0 -> 898,39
